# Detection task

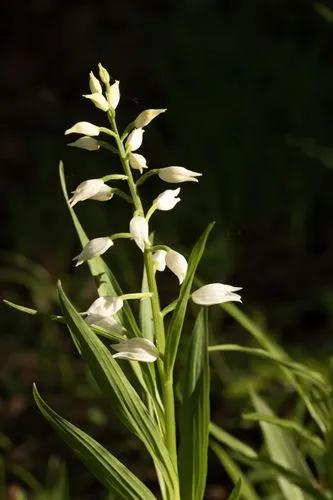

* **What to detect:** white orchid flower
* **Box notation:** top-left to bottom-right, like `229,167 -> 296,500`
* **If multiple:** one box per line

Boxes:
129,216 -> 150,252
98,63 -> 110,84
165,250 -> 188,284
152,250 -> 167,271
111,338 -> 159,363
73,237 -> 113,266
154,188 -> 181,211
191,283 -> 242,306
89,71 -> 102,94
65,121 -> 100,136
83,93 -> 109,112
86,296 -> 124,317
69,179 -> 113,207
129,153 -> 148,174
125,128 -> 144,152
134,109 -> 166,128
106,80 -> 120,110
86,314 -> 125,334
67,136 -> 100,151
158,166 -> 202,183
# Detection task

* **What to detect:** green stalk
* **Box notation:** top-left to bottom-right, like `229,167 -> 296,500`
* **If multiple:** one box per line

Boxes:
108,111 -> 179,484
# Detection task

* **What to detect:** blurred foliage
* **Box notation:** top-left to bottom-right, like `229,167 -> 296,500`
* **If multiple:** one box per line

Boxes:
1,0 -> 333,498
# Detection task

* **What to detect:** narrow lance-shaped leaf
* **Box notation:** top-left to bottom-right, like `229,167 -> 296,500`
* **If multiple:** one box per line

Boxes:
178,308 -> 210,500
250,390 -> 314,500
209,422 -> 258,459
210,442 -> 260,500
228,479 -> 242,500
33,385 -> 156,500
57,282 -> 178,498
165,222 -> 214,375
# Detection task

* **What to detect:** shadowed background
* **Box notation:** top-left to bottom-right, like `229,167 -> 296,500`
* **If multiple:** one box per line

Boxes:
1,1 -> 333,498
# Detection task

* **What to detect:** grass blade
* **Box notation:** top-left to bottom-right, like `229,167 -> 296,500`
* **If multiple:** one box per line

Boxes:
178,308 -> 210,500
165,223 -> 214,374
228,479 -> 242,500
209,423 -> 258,459
57,281 -> 178,498
210,442 -> 260,500
33,385 -> 155,500
250,390 -> 314,500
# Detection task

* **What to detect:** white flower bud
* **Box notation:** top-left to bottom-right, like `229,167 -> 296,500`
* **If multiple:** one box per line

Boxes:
83,93 -> 109,112
191,283 -> 242,306
106,80 -> 120,110
165,250 -> 188,284
111,338 -> 159,363
129,153 -> 148,174
154,188 -> 181,211
98,63 -> 110,85
65,121 -> 100,136
125,128 -> 144,152
89,71 -> 102,94
152,250 -> 167,271
69,179 -> 113,207
73,237 -> 113,266
67,136 -> 100,151
158,166 -> 202,183
129,216 -> 150,252
134,109 -> 166,128
86,314 -> 125,334
86,296 -> 124,317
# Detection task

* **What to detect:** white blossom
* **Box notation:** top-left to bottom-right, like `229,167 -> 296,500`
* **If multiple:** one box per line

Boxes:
152,250 -> 167,271
129,153 -> 148,174
191,283 -> 242,306
165,250 -> 188,284
154,188 -> 181,211
111,338 -> 159,363
125,128 -> 144,152
98,63 -> 110,85
134,109 -> 166,128
158,166 -> 202,183
129,216 -> 150,252
65,121 -> 100,136
89,71 -> 102,94
73,237 -> 113,266
86,314 -> 125,334
83,93 -> 109,112
69,179 -> 113,207
86,296 -> 124,317
106,80 -> 120,110
67,136 -> 100,151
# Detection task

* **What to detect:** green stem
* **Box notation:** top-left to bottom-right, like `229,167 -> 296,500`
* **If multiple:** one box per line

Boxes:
109,232 -> 132,241
136,168 -> 160,187
111,188 -> 133,204
102,174 -> 128,181
109,111 -> 179,477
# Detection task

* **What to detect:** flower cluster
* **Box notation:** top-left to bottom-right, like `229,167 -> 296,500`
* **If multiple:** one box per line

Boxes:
65,64 -> 242,363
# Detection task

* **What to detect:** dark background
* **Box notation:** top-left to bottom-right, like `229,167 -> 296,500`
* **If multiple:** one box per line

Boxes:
1,0 -> 333,498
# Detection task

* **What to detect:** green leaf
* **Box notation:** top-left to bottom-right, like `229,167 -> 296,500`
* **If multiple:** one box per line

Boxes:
208,344 -> 327,391
3,299 -> 125,341
228,479 -> 242,500
59,161 -> 141,337
33,385 -> 155,500
243,413 -> 325,453
165,222 -> 214,374
57,281 -> 178,498
140,266 -> 154,342
237,456 -> 329,500
178,308 -> 210,500
250,390 -> 314,500
210,442 -> 260,500
220,303 -> 328,434
209,423 -> 258,459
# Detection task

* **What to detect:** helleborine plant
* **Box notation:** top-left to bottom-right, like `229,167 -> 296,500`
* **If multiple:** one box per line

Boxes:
8,63 -> 248,500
